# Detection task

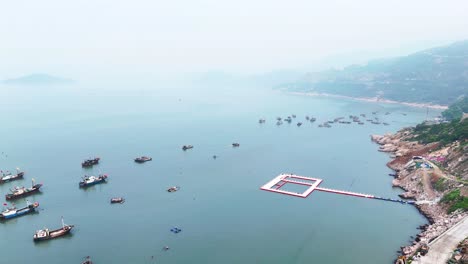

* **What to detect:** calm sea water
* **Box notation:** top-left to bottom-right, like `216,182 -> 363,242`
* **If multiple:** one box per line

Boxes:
0,81 -> 435,263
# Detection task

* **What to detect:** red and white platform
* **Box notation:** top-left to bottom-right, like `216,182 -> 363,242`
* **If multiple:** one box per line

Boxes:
261,173 -> 374,199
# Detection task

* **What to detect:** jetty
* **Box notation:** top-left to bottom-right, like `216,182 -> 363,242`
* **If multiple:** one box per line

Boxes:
261,174 -> 413,204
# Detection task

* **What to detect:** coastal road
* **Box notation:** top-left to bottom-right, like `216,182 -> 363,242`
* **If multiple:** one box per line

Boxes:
413,216 -> 468,264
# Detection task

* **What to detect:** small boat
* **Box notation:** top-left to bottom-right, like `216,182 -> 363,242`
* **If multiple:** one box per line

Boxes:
310,118 -> 316,122
82,257 -> 93,264
276,121 -> 283,126
167,186 -> 180,192
305,116 -> 310,120
170,227 -> 182,233
358,122 -> 364,125
110,197 -> 125,204
258,119 -> 266,124
297,122 -> 302,127
134,156 -> 152,163
81,157 -> 100,167
0,201 -> 39,220
182,145 -> 193,151
79,174 -> 108,188
33,217 -> 74,242
232,143 -> 240,147
292,114 -> 296,118
5,179 -> 42,201
383,122 -> 389,126
0,169 -> 24,184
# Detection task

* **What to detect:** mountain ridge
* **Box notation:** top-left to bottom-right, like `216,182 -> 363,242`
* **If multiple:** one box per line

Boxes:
281,40 -> 468,105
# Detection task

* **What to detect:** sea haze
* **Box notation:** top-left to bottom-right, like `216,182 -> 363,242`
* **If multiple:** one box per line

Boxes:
0,81 -> 435,263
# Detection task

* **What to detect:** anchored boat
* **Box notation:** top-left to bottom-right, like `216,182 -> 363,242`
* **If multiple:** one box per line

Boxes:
33,217 -> 74,242
81,157 -> 100,167
232,143 -> 240,147
82,256 -> 93,264
5,179 -> 42,201
110,197 -> 125,204
79,174 -> 108,188
0,169 -> 24,184
167,186 -> 180,192
182,145 -> 193,151
134,156 -> 152,163
0,201 -> 39,220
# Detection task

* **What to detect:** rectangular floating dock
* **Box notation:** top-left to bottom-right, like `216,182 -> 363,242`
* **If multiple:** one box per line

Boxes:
261,174 -> 413,204
260,174 -> 322,198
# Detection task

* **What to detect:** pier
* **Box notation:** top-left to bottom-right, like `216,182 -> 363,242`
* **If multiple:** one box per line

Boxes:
261,174 -> 413,204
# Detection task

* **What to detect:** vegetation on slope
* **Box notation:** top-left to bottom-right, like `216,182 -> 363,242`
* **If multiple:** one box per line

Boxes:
442,96 -> 468,120
441,189 -> 468,213
412,119 -> 468,145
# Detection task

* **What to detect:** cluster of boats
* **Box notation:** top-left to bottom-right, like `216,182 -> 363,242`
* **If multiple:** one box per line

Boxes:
262,111 -> 393,128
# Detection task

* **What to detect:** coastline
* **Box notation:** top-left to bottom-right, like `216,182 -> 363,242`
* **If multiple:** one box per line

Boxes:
371,132 -> 467,262
289,91 -> 449,110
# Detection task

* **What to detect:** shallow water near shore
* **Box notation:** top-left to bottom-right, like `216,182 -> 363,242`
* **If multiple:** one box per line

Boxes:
0,81 -> 436,263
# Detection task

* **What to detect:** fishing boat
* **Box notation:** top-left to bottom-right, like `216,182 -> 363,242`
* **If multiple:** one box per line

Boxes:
258,119 -> 266,124
134,156 -> 152,163
79,174 -> 108,188
0,201 -> 39,220
33,217 -> 74,242
0,168 -> 24,184
232,143 -> 240,147
182,145 -> 193,151
110,197 -> 125,204
81,157 -> 100,167
297,122 -> 302,127
5,179 -> 42,201
167,186 -> 180,192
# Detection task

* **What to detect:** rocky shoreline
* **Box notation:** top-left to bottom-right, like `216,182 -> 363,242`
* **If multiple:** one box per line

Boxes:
371,131 -> 467,259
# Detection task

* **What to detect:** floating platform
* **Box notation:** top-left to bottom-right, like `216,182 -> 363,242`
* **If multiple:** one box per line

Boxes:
261,173 -> 412,204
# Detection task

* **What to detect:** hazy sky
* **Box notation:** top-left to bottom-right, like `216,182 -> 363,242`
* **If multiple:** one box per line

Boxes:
1,0 -> 467,79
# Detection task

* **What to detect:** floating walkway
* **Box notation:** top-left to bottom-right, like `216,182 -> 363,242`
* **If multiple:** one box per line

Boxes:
260,174 -> 414,205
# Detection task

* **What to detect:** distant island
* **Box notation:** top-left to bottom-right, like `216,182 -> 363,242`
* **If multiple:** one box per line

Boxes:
280,40 -> 468,106
2,73 -> 74,85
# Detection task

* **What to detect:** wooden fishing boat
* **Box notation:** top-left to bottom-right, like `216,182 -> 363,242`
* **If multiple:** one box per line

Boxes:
5,179 -> 42,201
0,169 -> 24,184
33,217 -> 74,242
81,157 -> 100,167
134,156 -> 152,163
0,201 -> 39,220
79,174 -> 107,188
